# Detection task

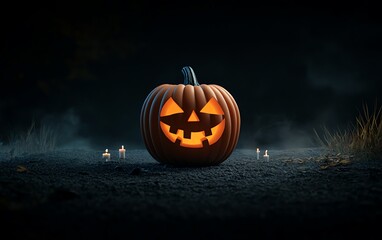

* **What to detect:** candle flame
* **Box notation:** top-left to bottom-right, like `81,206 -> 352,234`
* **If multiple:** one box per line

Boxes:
122,145 -> 124,149
105,149 -> 108,153
264,150 -> 268,156
257,148 -> 259,152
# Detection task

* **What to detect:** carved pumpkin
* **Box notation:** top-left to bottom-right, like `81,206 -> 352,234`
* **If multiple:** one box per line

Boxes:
140,66 -> 240,166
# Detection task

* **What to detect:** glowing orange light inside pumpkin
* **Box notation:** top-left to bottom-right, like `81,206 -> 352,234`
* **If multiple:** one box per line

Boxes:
160,97 -> 184,117
200,97 -> 224,115
159,97 -> 226,148
188,110 -> 200,122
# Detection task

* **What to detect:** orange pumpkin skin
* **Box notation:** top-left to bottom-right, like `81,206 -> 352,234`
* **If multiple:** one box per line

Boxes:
140,66 -> 240,166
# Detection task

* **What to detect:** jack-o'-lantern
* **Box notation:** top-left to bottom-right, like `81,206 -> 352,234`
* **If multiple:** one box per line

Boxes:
140,66 -> 240,166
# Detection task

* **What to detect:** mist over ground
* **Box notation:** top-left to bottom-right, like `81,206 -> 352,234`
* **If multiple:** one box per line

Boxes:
1,1 -> 381,150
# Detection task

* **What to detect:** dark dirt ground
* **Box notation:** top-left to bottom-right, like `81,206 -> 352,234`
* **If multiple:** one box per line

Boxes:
1,148 -> 382,239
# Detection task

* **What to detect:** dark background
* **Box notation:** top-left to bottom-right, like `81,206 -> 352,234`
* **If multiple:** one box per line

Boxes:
1,0 -> 381,150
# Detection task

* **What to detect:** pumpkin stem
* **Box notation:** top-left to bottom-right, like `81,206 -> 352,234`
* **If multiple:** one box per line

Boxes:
182,66 -> 200,86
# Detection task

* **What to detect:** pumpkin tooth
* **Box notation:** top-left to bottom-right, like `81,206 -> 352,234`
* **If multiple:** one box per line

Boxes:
202,138 -> 209,147
183,130 -> 191,139
169,126 -> 178,134
204,128 -> 212,136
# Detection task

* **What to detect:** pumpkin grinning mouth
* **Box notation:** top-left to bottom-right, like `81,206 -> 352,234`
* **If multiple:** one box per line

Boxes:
169,127 -> 213,138
159,119 -> 225,148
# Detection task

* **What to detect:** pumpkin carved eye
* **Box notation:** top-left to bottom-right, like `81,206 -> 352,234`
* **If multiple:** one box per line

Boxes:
160,97 -> 184,117
200,97 -> 224,115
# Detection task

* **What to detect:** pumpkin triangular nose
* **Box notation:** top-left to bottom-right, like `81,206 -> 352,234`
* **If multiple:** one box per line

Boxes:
188,110 -> 200,122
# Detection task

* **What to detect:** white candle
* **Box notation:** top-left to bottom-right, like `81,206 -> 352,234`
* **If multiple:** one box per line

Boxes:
256,148 -> 260,160
102,149 -> 111,161
119,145 -> 126,159
263,150 -> 269,161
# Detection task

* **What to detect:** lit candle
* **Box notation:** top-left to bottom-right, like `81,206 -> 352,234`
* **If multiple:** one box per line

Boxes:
263,150 -> 269,161
256,148 -> 260,160
119,145 -> 126,159
102,149 -> 111,161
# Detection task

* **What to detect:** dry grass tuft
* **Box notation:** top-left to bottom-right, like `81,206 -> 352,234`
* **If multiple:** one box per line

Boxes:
8,121 -> 57,158
314,102 -> 382,158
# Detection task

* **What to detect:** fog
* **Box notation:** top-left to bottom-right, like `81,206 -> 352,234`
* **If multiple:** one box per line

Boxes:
1,1 -> 381,151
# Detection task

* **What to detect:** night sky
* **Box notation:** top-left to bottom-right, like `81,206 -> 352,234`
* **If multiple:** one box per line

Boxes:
1,1 -> 382,150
